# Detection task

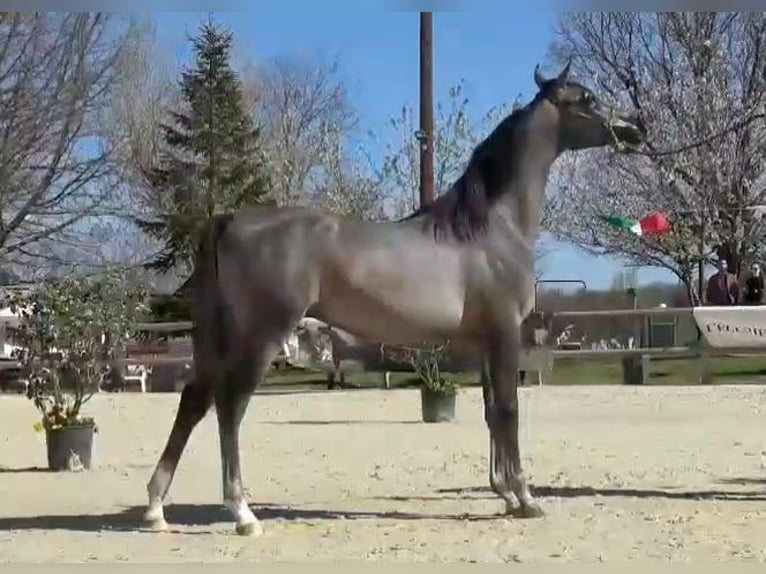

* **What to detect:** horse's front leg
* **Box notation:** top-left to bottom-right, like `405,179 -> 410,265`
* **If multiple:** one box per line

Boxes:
480,355 -> 509,499
485,322 -> 543,518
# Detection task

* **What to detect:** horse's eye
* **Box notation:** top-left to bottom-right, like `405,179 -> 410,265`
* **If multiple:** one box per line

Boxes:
582,93 -> 594,105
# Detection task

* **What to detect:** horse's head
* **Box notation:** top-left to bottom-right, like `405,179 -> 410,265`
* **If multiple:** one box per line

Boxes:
533,61 -> 646,152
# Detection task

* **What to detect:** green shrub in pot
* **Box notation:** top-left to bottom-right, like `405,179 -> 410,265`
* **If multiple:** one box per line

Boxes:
8,269 -> 149,470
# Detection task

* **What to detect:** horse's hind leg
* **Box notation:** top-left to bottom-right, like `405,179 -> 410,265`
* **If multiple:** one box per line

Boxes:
144,381 -> 213,530
215,328 -> 288,536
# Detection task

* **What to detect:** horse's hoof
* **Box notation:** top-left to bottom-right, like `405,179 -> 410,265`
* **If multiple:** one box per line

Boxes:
503,499 -> 519,515
145,518 -> 169,532
235,521 -> 263,537
514,503 -> 545,519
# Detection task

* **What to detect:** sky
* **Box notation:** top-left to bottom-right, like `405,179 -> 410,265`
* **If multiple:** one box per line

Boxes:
152,8 -> 679,292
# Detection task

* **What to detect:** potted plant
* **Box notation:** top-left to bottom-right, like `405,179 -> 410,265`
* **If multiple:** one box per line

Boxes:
8,270 -> 149,471
387,341 -> 459,423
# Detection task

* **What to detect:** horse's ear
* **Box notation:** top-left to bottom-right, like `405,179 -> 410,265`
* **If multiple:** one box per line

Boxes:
534,64 -> 546,89
556,58 -> 572,83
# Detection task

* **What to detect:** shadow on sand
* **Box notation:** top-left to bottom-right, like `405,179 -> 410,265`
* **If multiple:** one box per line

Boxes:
259,419 -> 422,426
430,481 -> 766,502
0,466 -> 53,474
1,479 -> 764,534
0,502 -> 506,533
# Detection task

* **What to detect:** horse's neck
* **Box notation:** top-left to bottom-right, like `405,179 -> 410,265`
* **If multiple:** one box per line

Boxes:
493,142 -> 557,242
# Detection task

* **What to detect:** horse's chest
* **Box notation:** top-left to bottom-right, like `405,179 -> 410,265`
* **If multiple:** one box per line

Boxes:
469,254 -> 536,323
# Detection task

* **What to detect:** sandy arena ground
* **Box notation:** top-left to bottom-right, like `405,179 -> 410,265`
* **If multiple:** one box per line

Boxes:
2,384 -> 766,562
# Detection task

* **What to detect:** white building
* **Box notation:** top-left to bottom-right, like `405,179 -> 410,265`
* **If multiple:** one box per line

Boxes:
0,283 -> 33,360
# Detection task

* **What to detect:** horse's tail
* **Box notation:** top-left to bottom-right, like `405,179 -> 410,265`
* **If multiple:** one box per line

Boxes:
191,213 -> 235,380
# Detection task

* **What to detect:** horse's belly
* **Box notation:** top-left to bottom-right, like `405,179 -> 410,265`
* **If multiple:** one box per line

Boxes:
318,250 -> 469,345
317,304 -> 460,346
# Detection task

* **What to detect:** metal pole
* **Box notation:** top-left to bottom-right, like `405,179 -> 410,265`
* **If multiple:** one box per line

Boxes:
419,11 -> 435,207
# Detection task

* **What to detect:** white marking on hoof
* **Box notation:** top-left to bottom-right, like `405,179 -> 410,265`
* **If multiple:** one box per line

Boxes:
144,498 -> 167,531
225,499 -> 262,537
146,517 -> 169,532
235,521 -> 263,537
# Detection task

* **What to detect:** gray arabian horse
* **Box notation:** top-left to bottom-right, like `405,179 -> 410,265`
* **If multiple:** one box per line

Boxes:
142,63 -> 646,536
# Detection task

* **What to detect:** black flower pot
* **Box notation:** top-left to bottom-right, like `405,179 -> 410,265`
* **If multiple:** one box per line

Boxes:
420,387 -> 457,423
45,423 -> 95,471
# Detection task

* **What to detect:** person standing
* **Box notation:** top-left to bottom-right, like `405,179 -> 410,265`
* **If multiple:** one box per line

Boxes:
743,263 -> 764,305
705,259 -> 740,305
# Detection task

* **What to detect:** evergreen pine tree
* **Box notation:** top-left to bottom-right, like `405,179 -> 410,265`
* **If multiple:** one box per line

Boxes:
137,19 -> 271,272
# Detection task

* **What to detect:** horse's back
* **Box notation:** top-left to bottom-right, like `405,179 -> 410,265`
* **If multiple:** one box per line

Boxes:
225,204 -> 331,234
219,204 -> 338,256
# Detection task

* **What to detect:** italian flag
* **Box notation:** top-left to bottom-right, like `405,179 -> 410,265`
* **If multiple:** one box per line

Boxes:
601,212 -> 671,236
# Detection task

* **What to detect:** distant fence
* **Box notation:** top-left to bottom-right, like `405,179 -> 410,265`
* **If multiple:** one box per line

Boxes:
125,305 -> 766,373
521,305 -> 766,384
6,306 -> 766,388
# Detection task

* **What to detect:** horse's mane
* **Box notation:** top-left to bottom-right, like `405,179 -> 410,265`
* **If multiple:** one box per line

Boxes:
399,100 -> 535,243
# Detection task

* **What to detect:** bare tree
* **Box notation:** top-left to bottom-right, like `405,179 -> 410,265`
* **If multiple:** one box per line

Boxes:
68,16 -> 178,273
379,81 -> 517,217
546,13 -> 766,302
309,130 -> 386,220
104,16 -> 179,195
0,13 -> 139,276
245,54 -> 359,208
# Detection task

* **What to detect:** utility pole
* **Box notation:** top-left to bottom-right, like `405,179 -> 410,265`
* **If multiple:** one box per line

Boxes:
418,11 -> 435,208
